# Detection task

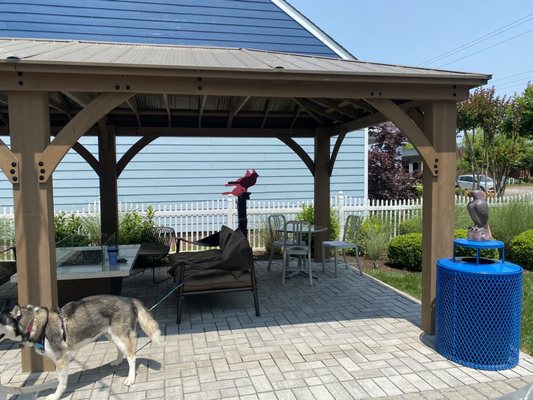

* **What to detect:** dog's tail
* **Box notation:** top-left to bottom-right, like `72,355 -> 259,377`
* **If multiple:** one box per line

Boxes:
133,299 -> 161,343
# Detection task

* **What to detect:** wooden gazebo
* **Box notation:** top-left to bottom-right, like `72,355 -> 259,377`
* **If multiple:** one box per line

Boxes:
0,39 -> 489,371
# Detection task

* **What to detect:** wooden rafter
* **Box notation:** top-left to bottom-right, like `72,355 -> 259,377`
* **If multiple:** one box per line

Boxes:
0,113 -> 8,127
294,98 -> 344,123
290,107 -> 302,129
227,96 -> 250,128
37,92 -> 134,183
261,98 -> 273,129
291,98 -> 325,125
162,94 -> 172,127
61,91 -> 92,107
198,94 -> 207,128
126,95 -> 141,127
49,98 -> 72,119
365,98 -> 439,176
312,98 -> 361,119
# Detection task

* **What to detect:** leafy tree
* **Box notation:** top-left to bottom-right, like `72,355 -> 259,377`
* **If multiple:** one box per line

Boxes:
368,123 -> 420,200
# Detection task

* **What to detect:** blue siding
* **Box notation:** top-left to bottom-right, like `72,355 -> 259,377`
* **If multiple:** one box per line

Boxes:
0,135 -> 366,210
0,0 -> 339,57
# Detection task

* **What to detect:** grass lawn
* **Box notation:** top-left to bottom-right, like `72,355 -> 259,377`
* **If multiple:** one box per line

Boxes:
365,268 -> 533,355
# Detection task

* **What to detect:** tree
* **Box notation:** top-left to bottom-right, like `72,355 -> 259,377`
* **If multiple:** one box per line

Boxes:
368,123 -> 420,200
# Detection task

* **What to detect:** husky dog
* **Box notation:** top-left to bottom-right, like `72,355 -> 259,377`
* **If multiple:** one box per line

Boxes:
0,295 -> 161,400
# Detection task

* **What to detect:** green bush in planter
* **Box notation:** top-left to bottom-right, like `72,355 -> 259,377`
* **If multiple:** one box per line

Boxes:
454,229 -> 499,259
387,233 -> 422,270
509,229 -> 533,270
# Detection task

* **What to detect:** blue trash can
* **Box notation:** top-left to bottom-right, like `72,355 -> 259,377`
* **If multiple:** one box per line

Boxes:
436,239 -> 522,371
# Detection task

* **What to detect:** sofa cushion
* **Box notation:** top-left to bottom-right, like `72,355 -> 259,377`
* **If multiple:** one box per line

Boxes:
0,261 -> 16,286
183,269 -> 252,292
219,228 -> 253,271
218,225 -> 234,251
168,249 -> 222,275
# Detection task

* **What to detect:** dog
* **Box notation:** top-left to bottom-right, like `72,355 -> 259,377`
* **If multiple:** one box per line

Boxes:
0,295 -> 161,400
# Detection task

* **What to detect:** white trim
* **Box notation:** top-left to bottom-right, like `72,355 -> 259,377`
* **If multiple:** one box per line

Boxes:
271,0 -> 356,60
363,127 -> 369,202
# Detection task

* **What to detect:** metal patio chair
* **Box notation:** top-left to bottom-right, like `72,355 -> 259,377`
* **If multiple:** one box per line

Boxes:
321,214 -> 362,276
266,214 -> 286,271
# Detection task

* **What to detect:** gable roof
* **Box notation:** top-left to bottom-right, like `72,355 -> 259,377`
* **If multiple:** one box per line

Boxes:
0,0 -> 354,59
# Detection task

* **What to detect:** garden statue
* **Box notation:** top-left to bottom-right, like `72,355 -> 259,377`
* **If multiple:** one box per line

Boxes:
222,170 -> 259,237
467,190 -> 492,241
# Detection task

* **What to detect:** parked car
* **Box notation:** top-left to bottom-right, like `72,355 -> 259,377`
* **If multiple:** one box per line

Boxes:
456,175 -> 495,192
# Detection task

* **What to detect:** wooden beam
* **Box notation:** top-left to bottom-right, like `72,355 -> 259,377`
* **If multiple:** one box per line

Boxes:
0,113 -> 9,127
276,136 -> 315,175
49,98 -> 72,118
37,92 -> 135,183
2,72 -> 474,100
9,91 -> 56,372
126,95 -> 142,127
421,101 -> 457,334
314,129 -> 330,262
294,98 -> 344,123
227,96 -> 250,128
364,98 -> 439,176
114,126 -> 318,137
72,142 -> 100,175
198,94 -> 207,128
312,98 -> 362,119
329,131 -> 347,176
0,139 -> 19,183
98,123 -> 119,244
162,94 -> 172,127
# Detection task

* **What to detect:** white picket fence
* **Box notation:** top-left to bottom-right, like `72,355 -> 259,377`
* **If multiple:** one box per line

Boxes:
1,192 -> 532,258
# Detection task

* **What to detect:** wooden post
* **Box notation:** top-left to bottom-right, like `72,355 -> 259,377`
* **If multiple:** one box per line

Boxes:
314,130 -> 330,261
98,124 -> 119,244
9,92 -> 56,372
421,101 -> 457,334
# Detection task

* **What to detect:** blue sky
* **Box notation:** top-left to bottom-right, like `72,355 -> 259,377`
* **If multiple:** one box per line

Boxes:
289,0 -> 533,98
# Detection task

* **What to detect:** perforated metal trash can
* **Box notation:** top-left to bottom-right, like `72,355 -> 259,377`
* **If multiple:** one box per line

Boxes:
436,252 -> 523,371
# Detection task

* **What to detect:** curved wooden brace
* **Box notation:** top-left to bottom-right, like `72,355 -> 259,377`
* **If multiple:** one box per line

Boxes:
364,98 -> 439,177
72,142 -> 100,176
37,92 -> 134,183
0,139 -> 19,183
276,136 -> 315,176
329,131 -> 347,177
117,135 -> 159,177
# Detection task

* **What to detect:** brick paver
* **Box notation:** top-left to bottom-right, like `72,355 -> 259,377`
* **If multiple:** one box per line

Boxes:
0,260 -> 531,399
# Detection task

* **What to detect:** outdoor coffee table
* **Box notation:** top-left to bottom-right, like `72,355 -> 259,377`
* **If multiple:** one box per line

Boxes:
11,244 -> 141,305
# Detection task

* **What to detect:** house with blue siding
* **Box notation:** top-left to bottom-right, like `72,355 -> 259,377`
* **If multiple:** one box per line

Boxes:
0,0 -> 366,210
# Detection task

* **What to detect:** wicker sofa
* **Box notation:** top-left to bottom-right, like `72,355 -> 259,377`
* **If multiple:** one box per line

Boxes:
168,226 -> 259,324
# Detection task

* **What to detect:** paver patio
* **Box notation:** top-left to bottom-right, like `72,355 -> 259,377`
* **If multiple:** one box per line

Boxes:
0,260 -> 532,399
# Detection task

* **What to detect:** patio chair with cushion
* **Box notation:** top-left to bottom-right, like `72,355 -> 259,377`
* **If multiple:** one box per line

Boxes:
266,214 -> 286,271
136,226 -> 176,283
168,225 -> 259,324
0,247 -> 16,287
321,214 -> 362,276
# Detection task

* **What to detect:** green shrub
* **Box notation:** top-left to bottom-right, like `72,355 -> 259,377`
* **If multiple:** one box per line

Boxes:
387,233 -> 422,270
119,206 -> 157,245
295,204 -> 340,241
490,201 -> 533,246
363,220 -> 391,268
54,212 -> 93,246
359,216 -> 389,256
399,217 -> 422,235
509,229 -> 533,270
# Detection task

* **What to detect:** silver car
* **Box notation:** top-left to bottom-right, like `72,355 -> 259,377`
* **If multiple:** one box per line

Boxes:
456,175 -> 494,192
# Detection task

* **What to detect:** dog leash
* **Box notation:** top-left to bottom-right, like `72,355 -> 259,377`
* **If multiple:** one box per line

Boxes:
148,281 -> 183,312
135,281 -> 183,355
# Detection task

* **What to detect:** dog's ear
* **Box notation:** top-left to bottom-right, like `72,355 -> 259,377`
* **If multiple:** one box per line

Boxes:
9,305 -> 21,319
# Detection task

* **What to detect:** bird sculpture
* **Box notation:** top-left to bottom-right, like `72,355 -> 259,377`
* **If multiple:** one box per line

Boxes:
223,169 -> 259,196
466,190 -> 492,241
